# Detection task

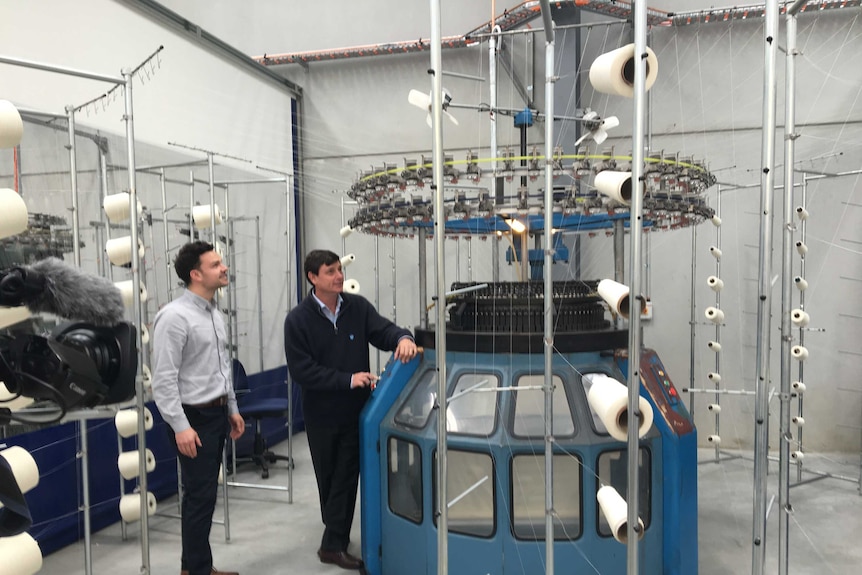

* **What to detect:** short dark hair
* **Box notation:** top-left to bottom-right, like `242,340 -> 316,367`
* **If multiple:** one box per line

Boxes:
175,241 -> 215,286
304,249 -> 340,279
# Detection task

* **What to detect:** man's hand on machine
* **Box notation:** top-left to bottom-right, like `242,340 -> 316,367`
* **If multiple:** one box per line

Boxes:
394,338 -> 419,363
351,372 -> 380,389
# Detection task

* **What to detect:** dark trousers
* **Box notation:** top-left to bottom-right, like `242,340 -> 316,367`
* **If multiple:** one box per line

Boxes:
168,405 -> 228,575
305,421 -> 361,552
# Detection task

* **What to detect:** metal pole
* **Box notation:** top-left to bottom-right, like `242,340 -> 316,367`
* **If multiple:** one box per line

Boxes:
539,5 -> 556,571
97,146 -> 123,543
164,169 -> 181,514
213,162 -> 231,541
752,2 -> 779,573
285,175 -> 293,309
213,177 -> 286,185
689,224 -> 697,416
798,175 -> 808,486
208,153 -> 217,245
116,435 -> 128,541
644,232 -> 651,302
714,187 -> 722,463
78,423 -> 93,575
95,218 -> 105,279
518,122 -> 530,282
375,235 -> 381,371
224,185 -> 235,362
284,176 -> 294,503
614,219 -> 625,330
66,108 -> 82,267
493,233 -> 502,282
0,54 -> 125,84
430,1 -> 449,573
256,216 -> 264,372
627,1 -> 648,571
123,69 -> 150,575
99,149 -> 113,281
146,209 -> 160,311
419,228 -> 428,329
392,237 -> 398,322
189,171 -> 195,241
221,225 -> 233,541
490,25 -> 502,284
160,169 -> 172,300
778,9 -> 803,573
67,104 -> 93,575
341,196 -> 347,259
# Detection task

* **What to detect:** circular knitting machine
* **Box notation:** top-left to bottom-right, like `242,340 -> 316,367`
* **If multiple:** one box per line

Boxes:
347,147 -> 716,238
353,147 -> 713,575
346,16 -> 715,573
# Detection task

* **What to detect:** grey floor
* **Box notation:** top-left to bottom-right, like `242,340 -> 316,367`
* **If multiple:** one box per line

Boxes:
38,437 -> 862,575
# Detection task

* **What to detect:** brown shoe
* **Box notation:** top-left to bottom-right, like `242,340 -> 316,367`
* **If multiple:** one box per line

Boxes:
317,549 -> 364,570
180,568 -> 239,575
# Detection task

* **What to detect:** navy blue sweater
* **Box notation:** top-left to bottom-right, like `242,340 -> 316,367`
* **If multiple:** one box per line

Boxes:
284,291 -> 412,425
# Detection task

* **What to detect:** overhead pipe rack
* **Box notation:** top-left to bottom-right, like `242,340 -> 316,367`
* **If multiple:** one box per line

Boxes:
251,0 -> 862,68
670,0 -> 861,26
253,0 -> 669,67
256,35 -> 476,66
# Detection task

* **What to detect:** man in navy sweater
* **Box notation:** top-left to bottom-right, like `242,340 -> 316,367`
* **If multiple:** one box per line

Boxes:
284,249 -> 417,570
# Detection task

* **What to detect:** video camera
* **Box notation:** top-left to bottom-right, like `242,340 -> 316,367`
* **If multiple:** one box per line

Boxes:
0,322 -> 137,416
0,258 -> 138,424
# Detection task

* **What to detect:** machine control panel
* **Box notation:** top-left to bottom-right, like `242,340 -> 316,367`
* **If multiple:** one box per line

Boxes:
617,349 -> 694,436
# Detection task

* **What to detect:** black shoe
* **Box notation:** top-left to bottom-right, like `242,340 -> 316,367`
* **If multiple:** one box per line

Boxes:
317,549 -> 364,570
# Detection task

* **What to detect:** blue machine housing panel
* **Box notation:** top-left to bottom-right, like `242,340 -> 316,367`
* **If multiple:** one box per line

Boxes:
617,349 -> 698,575
361,348 -> 696,574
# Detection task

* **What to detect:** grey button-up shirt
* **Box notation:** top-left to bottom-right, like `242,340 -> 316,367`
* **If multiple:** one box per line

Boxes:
151,289 -> 238,433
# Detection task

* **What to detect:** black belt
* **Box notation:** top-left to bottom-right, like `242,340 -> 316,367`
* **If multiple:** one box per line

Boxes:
184,395 -> 228,409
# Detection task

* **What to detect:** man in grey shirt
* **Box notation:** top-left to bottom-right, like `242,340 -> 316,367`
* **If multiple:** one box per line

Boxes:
152,241 -> 245,575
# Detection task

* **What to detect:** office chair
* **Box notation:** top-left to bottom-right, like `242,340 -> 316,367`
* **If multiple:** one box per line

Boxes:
233,359 -> 293,479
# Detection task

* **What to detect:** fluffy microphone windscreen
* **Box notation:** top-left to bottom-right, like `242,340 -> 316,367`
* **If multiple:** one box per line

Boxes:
27,258 -> 126,326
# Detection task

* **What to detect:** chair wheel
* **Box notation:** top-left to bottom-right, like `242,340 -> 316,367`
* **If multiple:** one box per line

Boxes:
262,469 -> 269,479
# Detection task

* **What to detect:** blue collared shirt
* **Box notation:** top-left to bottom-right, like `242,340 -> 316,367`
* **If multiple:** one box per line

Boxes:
311,290 -> 342,327
151,290 -> 238,432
